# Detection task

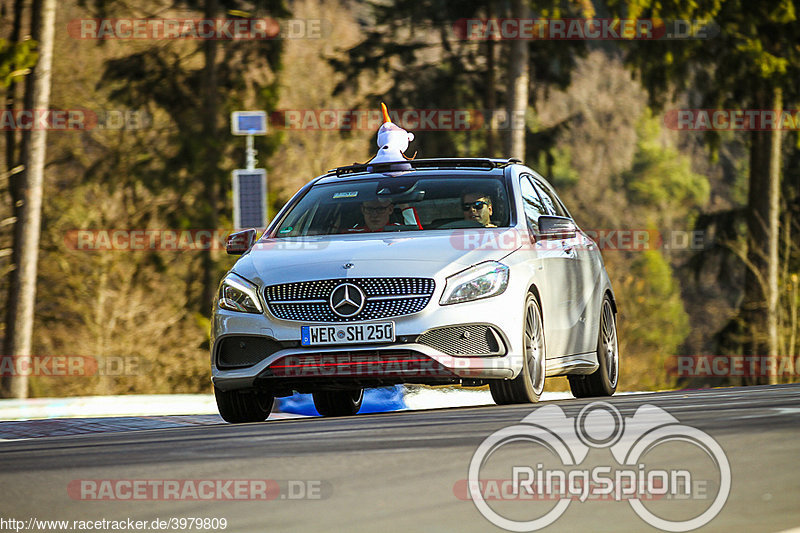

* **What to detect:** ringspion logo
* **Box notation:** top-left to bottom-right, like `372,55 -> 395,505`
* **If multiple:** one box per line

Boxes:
463,402 -> 730,531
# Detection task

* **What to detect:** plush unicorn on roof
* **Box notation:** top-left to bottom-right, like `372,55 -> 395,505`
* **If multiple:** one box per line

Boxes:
368,102 -> 415,164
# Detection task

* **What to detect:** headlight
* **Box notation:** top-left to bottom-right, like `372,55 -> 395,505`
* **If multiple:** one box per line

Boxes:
440,261 -> 509,305
218,273 -> 263,313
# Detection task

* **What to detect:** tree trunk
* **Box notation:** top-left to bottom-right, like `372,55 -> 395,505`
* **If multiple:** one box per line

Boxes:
766,87 -> 781,385
3,0 -> 25,175
742,86 -> 782,386
200,0 -> 221,313
505,0 -> 529,161
1,0 -> 56,399
485,0 -> 496,157
2,0 -> 27,384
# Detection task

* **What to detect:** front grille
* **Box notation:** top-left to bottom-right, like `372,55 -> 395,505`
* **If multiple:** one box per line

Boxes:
417,325 -> 505,356
217,336 -> 284,369
264,278 -> 435,322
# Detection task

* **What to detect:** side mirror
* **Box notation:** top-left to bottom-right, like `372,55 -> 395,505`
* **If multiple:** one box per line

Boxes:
538,216 -> 576,240
226,229 -> 257,255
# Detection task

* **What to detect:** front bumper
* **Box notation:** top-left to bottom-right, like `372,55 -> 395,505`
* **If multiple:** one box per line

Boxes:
211,288 -> 526,393
213,343 -> 518,393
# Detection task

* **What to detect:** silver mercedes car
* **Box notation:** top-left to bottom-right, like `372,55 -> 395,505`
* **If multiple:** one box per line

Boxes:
211,158 -> 619,422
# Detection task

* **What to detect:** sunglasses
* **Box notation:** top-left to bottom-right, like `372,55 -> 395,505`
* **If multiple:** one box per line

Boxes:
462,200 -> 490,211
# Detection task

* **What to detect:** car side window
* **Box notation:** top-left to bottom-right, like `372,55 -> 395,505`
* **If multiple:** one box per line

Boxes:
532,180 -> 567,218
519,176 -> 548,232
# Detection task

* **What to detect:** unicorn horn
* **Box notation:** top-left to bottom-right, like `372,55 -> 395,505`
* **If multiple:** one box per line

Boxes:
381,102 -> 392,123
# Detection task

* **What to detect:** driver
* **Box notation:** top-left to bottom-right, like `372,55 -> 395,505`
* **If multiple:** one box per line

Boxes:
351,198 -> 397,232
462,192 -> 496,227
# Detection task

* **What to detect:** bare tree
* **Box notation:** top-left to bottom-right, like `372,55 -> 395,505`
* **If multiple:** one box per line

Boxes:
765,88 -> 782,385
505,0 -> 529,161
742,86 -> 782,385
2,0 -> 28,336
1,0 -> 57,399
199,0 -> 221,312
485,0 -> 497,157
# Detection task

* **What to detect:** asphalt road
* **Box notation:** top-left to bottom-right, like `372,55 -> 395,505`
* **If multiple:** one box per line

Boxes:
1,384 -> 799,532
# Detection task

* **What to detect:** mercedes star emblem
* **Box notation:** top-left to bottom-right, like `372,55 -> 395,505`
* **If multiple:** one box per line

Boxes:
329,283 -> 365,318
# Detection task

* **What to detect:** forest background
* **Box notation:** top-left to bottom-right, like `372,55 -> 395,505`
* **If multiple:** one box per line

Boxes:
0,0 -> 797,398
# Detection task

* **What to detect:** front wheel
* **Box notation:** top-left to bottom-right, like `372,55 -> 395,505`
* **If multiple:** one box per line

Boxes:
312,389 -> 364,417
490,293 -> 546,404
215,387 -> 274,423
569,295 -> 619,397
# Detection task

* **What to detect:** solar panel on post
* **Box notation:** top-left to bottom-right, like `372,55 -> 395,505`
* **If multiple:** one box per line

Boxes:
231,111 -> 267,135
232,169 -> 267,229
231,111 -> 268,229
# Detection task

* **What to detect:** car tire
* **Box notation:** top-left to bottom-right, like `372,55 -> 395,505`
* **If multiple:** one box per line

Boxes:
312,389 -> 364,417
214,387 -> 274,423
568,295 -> 619,398
490,293 -> 546,404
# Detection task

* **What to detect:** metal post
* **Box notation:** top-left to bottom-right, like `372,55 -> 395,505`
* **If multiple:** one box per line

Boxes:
246,134 -> 256,170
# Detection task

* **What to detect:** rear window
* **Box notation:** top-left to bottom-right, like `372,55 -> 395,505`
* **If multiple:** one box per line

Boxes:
274,175 -> 511,237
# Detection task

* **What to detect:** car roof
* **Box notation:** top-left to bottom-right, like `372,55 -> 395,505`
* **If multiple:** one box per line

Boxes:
313,158 -> 522,185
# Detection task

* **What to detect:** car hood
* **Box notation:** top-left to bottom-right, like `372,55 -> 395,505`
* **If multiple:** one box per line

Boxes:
231,229 -> 523,285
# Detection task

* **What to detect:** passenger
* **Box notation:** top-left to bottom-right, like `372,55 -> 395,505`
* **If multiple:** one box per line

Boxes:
461,192 -> 496,227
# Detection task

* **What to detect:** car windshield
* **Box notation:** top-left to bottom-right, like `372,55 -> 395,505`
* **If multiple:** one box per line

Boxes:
273,175 -> 511,237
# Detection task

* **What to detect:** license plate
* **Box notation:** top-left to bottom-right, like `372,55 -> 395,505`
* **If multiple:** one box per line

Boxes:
301,322 -> 395,346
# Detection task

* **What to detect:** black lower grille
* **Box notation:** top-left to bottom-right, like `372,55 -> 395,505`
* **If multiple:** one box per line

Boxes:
265,350 -> 455,378
217,336 -> 284,369
417,325 -> 505,356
